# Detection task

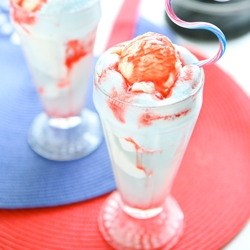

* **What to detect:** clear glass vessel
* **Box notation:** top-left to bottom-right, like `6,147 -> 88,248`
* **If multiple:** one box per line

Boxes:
10,0 -> 102,161
94,53 -> 204,249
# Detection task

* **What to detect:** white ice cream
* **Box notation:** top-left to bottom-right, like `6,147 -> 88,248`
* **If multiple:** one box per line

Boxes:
10,0 -> 101,117
95,43 -> 201,106
93,33 -> 204,211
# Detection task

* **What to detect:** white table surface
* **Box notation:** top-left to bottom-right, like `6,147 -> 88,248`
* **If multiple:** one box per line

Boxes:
95,0 -> 250,249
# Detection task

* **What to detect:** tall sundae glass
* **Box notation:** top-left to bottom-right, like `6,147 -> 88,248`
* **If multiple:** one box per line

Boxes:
10,0 -> 102,161
94,32 -> 204,249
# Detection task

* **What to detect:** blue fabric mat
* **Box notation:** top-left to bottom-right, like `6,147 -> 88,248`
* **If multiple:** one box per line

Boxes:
0,17 -> 176,208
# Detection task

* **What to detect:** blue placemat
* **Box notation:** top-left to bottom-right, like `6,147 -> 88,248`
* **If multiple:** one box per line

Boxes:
0,17 -> 176,208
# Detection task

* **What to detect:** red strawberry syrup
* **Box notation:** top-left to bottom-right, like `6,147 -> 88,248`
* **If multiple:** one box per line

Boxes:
65,40 -> 88,71
11,0 -> 47,26
125,137 -> 159,176
96,62 -> 119,84
179,65 -> 199,89
107,88 -> 127,124
57,38 -> 93,116
139,109 -> 190,127
39,36 -> 94,118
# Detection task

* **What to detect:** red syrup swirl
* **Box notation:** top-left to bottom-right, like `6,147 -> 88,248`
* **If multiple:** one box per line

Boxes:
139,109 -> 191,128
59,36 -> 95,87
65,40 -> 88,71
107,87 -> 127,124
36,41 -> 89,117
56,38 -> 94,117
102,62 -> 134,124
38,39 -> 91,117
96,62 -> 119,85
11,0 -> 47,26
100,33 -> 188,124
179,65 -> 199,89
43,34 -> 95,118
124,137 -> 161,176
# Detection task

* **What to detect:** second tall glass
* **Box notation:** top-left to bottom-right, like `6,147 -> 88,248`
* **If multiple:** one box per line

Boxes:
10,0 -> 102,161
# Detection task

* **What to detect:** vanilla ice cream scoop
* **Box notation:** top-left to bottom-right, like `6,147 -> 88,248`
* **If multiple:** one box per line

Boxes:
117,32 -> 182,98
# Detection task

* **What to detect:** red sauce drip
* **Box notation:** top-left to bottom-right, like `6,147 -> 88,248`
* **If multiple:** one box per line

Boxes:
136,165 -> 153,176
125,137 -> 141,150
65,40 -> 88,71
107,88 -> 126,124
97,62 -> 119,84
11,0 -> 47,25
56,38 -> 93,89
139,109 -> 191,127
179,65 -> 198,89
11,7 -> 35,25
100,62 -> 133,124
53,33 -> 95,117
125,137 -> 158,177
136,165 -> 146,172
125,138 -> 145,175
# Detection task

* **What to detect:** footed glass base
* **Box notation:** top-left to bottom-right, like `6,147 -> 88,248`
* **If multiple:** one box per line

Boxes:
28,109 -> 102,161
98,191 -> 184,250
